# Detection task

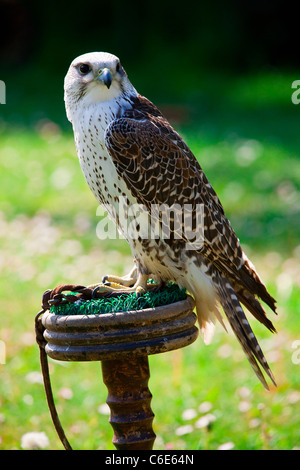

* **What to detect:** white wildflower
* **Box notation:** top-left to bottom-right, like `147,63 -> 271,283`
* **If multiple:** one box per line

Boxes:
175,424 -> 193,436
21,432 -> 49,450
58,387 -> 73,400
25,371 -> 43,385
195,413 -> 216,429
97,403 -> 110,415
218,441 -> 235,450
181,408 -> 197,420
198,401 -> 213,413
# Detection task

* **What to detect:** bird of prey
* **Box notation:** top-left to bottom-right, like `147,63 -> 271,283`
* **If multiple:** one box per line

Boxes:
64,52 -> 277,389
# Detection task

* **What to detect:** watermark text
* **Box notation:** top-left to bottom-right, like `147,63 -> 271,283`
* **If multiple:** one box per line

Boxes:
0,80 -> 5,104
291,80 -> 300,104
95,196 -> 205,251
0,340 -> 6,364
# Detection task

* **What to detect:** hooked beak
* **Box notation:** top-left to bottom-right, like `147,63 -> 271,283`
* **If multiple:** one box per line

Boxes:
96,68 -> 112,89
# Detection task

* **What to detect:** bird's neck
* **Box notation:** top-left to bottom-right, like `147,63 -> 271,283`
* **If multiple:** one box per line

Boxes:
69,88 -> 138,126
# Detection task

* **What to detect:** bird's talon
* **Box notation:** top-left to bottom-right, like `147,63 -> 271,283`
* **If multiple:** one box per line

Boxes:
135,286 -> 146,298
92,286 -> 100,298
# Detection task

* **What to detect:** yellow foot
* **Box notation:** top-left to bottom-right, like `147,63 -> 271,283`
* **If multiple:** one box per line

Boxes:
102,266 -> 137,288
88,272 -> 149,298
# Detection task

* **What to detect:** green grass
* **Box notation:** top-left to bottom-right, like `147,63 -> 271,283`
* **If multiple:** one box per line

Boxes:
0,70 -> 300,450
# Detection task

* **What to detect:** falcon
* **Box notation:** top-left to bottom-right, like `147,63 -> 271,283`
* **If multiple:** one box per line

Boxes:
64,52 -> 277,389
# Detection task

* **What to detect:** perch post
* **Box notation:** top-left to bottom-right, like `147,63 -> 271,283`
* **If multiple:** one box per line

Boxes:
40,291 -> 198,450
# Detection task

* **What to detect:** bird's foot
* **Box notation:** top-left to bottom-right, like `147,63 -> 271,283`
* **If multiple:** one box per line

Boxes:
101,265 -> 137,288
88,270 -> 149,298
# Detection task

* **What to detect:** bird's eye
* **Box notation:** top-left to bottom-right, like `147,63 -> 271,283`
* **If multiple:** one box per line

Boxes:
79,63 -> 91,75
116,62 -> 121,73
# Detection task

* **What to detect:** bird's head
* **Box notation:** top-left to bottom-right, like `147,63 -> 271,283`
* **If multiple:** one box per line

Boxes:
64,52 -> 134,121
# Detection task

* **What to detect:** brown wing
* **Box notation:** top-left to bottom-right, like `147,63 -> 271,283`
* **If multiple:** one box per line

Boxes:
104,95 -> 276,316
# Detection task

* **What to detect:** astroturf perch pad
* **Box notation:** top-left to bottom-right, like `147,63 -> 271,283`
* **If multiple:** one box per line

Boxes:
50,282 -> 188,316
37,283 -> 198,450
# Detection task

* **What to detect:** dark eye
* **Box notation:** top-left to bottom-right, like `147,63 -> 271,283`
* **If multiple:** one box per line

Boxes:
116,62 -> 121,73
79,63 -> 91,75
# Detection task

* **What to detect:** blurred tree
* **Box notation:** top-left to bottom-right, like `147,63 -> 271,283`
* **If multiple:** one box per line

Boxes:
0,0 -> 299,128
0,0 -> 37,65
0,0 -> 299,72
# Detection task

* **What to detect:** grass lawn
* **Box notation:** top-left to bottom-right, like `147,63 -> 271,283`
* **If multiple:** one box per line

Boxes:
0,70 -> 299,450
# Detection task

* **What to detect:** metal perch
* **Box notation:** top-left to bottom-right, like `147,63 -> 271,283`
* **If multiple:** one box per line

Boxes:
36,285 -> 198,450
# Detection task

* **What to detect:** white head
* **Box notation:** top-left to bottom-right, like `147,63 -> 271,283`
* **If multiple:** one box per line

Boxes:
64,52 -> 135,122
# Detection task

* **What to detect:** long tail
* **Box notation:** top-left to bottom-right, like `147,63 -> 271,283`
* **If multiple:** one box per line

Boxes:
232,282 -> 277,334
215,274 -> 276,390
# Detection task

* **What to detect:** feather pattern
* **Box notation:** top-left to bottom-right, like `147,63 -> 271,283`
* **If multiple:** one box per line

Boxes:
104,94 -> 277,388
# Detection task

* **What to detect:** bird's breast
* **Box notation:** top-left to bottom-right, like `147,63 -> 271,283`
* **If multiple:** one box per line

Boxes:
73,105 -> 137,229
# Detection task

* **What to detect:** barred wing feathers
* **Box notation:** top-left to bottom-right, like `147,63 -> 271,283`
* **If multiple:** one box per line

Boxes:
104,95 -> 277,388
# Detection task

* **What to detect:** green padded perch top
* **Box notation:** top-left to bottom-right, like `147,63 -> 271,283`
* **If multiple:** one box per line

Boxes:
50,282 -> 187,316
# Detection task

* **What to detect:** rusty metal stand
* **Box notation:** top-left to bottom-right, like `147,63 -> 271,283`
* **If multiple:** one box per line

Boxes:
40,296 -> 198,450
101,357 -> 155,450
